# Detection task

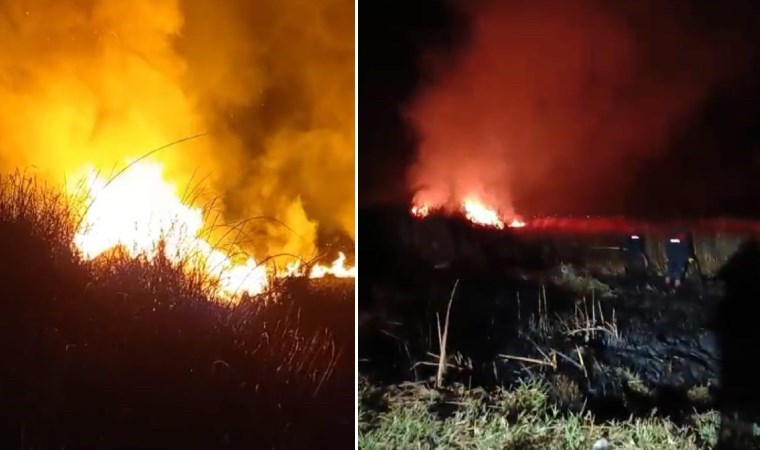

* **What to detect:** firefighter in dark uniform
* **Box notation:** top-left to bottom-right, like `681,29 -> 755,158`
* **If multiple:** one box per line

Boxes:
622,234 -> 649,288
664,231 -> 697,289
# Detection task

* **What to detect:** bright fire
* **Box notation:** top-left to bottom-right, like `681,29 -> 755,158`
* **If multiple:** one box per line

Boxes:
309,252 -> 356,278
411,204 -> 430,218
462,198 -> 506,229
411,197 -> 526,230
73,161 -> 354,301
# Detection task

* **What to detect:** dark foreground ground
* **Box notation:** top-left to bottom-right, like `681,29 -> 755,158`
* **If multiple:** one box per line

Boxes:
358,207 -> 760,449
0,175 -> 355,450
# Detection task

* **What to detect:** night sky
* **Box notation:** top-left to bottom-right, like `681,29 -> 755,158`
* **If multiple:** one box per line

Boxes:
359,0 -> 760,219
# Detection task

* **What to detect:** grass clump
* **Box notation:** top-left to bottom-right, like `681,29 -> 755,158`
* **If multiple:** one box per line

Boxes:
359,379 -> 720,450
553,263 -> 613,298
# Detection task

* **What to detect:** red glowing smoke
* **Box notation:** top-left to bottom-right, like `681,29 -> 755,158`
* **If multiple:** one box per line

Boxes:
407,0 -> 750,216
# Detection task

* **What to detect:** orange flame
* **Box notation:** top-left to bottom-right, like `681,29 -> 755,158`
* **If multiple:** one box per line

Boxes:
72,161 -> 353,301
309,252 -> 356,278
462,198 -> 505,229
411,204 -> 430,218
411,197 -> 526,229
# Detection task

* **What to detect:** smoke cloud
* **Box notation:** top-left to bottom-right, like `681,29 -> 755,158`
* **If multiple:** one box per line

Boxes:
0,0 -> 354,261
407,0 -> 750,216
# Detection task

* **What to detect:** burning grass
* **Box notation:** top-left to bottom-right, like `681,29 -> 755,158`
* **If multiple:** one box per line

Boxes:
0,171 -> 354,449
69,159 -> 354,301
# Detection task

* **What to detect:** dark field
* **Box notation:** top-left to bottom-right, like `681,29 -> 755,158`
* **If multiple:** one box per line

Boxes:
0,173 -> 355,450
358,206 -> 760,449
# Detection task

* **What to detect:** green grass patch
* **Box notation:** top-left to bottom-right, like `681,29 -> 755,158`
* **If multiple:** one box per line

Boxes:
359,379 -> 720,450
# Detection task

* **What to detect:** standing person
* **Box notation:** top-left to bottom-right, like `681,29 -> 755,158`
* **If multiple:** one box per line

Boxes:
623,234 -> 649,290
664,232 -> 695,290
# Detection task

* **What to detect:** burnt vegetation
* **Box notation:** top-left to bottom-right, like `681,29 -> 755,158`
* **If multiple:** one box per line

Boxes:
358,206 -> 760,449
0,172 -> 354,449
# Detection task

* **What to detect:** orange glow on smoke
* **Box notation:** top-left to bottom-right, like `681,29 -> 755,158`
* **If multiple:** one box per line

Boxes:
404,0 -> 746,222
74,161 -> 354,301
0,0 -> 355,302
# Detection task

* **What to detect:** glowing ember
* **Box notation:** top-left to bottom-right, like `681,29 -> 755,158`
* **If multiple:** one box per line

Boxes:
411,204 -> 430,218
462,198 -> 505,229
508,218 -> 527,228
309,252 -> 356,278
73,161 -> 270,300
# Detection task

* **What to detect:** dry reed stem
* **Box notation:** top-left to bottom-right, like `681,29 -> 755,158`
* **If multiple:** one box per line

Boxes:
436,279 -> 459,388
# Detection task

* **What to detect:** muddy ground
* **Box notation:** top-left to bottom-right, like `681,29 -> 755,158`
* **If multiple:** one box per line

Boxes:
358,208 -> 745,424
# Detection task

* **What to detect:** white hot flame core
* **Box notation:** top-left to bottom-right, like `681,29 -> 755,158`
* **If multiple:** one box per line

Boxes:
72,161 -> 354,301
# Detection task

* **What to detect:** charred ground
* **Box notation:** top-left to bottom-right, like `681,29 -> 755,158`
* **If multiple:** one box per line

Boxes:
358,206 -> 758,448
